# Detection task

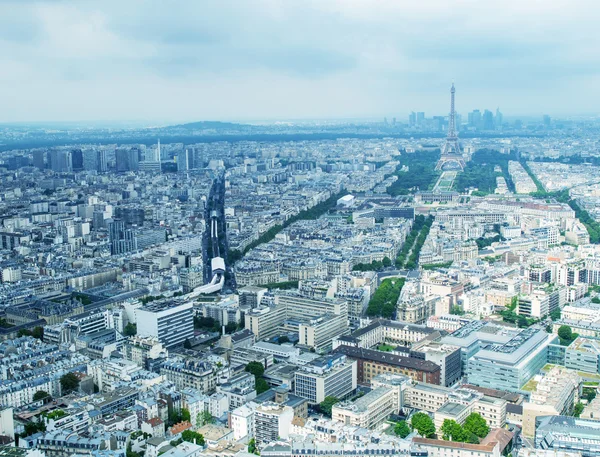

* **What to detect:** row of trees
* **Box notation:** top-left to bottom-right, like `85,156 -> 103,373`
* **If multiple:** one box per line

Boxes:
454,149 -> 517,194
395,215 -> 426,268
193,315 -> 238,334
475,234 -> 505,250
520,161 -> 546,193
440,413 -> 489,443
406,216 -> 434,269
396,215 -> 433,269
394,412 -> 490,443
17,326 -> 44,340
422,262 -> 453,270
570,200 -> 600,244
387,150 -> 441,195
365,278 -> 405,319
229,191 -> 346,262
257,280 -> 299,290
352,257 -> 392,272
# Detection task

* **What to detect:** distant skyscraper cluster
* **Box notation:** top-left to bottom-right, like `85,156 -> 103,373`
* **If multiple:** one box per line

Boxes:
466,108 -> 502,131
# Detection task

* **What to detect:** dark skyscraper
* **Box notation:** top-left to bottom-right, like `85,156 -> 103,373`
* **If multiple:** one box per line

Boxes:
108,219 -> 137,255
49,150 -> 72,173
33,150 -> 45,169
71,148 -> 84,170
83,150 -> 97,171
115,148 -> 140,172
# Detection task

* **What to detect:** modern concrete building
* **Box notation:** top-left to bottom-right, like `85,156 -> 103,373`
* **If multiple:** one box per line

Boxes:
535,416 -> 600,457
465,327 -> 559,393
332,386 -> 397,429
405,383 -> 507,429
565,338 -> 600,374
253,402 -> 294,450
412,339 -> 462,387
136,300 -> 194,348
294,353 -> 357,405
298,313 -> 349,352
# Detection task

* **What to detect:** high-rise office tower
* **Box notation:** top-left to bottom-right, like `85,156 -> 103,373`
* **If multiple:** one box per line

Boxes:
177,149 -> 191,171
408,112 -> 416,126
468,109 -> 482,129
97,150 -> 107,172
115,148 -> 140,172
50,150 -> 73,173
483,109 -> 494,130
139,140 -> 161,173
108,219 -> 137,255
543,115 -> 551,128
32,150 -> 45,169
416,112 -> 425,125
71,149 -> 84,170
495,108 -> 503,129
83,150 -> 98,171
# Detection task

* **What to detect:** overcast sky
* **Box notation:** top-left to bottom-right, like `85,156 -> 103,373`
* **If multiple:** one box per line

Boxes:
1,0 -> 599,123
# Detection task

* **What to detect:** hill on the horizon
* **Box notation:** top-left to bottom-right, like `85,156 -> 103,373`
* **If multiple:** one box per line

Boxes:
167,120 -> 247,130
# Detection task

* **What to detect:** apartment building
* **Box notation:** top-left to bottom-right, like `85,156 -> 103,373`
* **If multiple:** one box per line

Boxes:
253,402 -> 294,450
522,367 -> 582,437
160,358 -> 217,394
333,345 -> 441,385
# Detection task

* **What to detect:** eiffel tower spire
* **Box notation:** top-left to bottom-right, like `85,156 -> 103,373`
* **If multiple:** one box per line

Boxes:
436,83 -> 465,171
448,82 -> 456,138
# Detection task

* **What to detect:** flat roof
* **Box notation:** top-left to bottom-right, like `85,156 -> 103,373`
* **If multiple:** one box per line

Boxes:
333,345 -> 440,373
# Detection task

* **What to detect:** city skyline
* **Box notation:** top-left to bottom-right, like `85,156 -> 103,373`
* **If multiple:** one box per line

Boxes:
1,0 -> 600,123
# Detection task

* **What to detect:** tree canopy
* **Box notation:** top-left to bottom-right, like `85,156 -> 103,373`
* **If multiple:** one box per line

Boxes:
411,412 -> 436,438
366,278 -> 405,318
181,430 -> 205,446
394,420 -> 411,438
245,361 -> 265,377
441,419 -> 466,442
464,413 -> 490,439
319,396 -> 340,417
60,372 -> 80,394
124,323 -> 137,336
558,325 -> 578,345
33,390 -> 50,401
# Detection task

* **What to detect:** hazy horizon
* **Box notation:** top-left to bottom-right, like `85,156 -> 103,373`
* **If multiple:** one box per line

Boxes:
2,0 -> 599,123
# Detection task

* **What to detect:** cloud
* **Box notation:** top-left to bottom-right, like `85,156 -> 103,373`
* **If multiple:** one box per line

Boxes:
0,0 -> 599,122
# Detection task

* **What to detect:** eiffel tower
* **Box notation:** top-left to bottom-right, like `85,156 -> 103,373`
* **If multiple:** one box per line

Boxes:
436,83 -> 466,171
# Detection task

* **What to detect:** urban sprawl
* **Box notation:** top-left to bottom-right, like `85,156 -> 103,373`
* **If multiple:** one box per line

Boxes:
1,87 -> 600,457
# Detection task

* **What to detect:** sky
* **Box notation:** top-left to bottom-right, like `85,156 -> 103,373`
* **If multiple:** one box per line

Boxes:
1,0 -> 599,124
